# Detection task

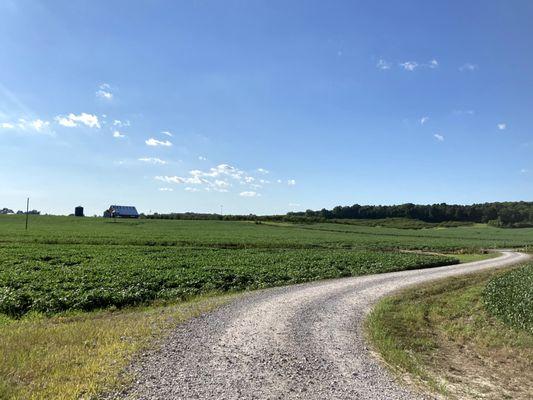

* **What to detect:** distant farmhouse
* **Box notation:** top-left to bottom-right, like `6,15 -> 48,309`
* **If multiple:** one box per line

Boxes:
0,208 -> 14,215
103,205 -> 139,219
75,206 -> 84,217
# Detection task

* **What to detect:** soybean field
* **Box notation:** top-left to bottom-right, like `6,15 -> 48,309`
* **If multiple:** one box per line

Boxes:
1,215 -> 532,317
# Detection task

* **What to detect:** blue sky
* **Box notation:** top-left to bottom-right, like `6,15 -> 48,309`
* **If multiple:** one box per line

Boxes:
1,1 -> 532,216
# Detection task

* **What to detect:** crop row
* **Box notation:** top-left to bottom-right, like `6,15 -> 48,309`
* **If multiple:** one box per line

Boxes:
484,263 -> 533,333
0,244 -> 457,317
1,216 -> 532,252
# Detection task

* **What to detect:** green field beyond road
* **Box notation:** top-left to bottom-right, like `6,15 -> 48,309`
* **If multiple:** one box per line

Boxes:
1,215 -> 532,317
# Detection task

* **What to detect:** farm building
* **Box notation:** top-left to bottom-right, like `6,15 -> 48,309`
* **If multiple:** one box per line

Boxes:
74,206 -> 84,217
103,205 -> 140,218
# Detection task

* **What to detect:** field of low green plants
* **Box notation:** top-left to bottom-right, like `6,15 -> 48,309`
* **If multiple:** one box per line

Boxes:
0,243 -> 456,316
484,263 -> 533,333
1,215 -> 532,317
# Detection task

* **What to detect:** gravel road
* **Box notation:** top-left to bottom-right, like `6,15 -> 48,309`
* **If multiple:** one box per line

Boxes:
117,250 -> 529,400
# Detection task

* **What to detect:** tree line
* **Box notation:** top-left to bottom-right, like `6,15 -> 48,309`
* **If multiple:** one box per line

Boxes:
145,201 -> 533,228
289,201 -> 533,228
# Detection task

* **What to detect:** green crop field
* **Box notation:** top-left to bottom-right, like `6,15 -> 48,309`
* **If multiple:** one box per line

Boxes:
1,215 -> 532,317
484,263 -> 533,333
1,215 -> 532,400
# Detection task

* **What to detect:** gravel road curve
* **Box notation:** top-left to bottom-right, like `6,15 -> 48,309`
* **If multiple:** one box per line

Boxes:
117,250 -> 529,400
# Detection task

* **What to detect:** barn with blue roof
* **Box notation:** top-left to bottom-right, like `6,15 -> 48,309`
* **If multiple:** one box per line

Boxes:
103,205 -> 139,218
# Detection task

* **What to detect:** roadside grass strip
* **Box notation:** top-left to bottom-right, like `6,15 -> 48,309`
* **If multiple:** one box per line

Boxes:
366,266 -> 533,399
0,295 -> 234,400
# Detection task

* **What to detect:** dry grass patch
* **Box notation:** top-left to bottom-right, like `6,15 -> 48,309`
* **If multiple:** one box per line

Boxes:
366,267 -> 533,399
0,295 -> 234,400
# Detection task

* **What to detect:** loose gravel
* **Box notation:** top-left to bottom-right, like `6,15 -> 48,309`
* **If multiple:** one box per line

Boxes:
114,251 -> 529,400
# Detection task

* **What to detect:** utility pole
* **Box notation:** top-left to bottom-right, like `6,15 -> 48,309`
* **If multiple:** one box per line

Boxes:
220,205 -> 223,216
25,197 -> 29,230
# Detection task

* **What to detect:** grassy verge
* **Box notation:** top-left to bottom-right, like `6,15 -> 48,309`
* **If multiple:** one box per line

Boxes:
0,294 -> 234,400
366,265 -> 533,399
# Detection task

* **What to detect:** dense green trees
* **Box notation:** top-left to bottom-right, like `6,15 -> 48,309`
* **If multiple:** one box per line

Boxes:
145,202 -> 533,228
291,202 -> 533,227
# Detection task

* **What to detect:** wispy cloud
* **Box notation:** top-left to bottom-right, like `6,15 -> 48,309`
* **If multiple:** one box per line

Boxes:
287,179 -> 296,186
113,130 -> 126,138
427,59 -> 439,69
185,187 -> 200,192
96,83 -> 113,100
1,118 -> 53,135
55,113 -> 100,128
162,131 -> 173,137
198,156 -> 207,161
240,191 -> 260,197
155,175 -> 201,185
288,203 -> 301,207
139,157 -> 167,165
434,133 -> 444,141
257,168 -> 269,174
158,187 -> 173,192
497,123 -> 506,130
393,59 -> 439,71
154,163 -> 275,195
520,169 -> 528,174
453,109 -> 475,116
113,119 -> 130,127
459,63 -> 478,72
399,61 -> 418,71
376,59 -> 391,70
420,116 -> 429,125
146,138 -> 172,147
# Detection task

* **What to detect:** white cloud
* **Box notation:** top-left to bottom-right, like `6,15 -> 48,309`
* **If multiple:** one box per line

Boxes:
497,123 -> 506,130
31,119 -> 49,131
214,180 -> 230,188
139,157 -> 167,165
96,90 -> 113,100
459,63 -> 478,72
55,116 -> 77,127
240,191 -> 260,197
434,133 -> 444,141
96,83 -> 113,100
190,164 -> 246,180
520,169 -> 528,174
399,61 -> 418,71
113,120 -> 130,127
376,59 -> 391,70
155,175 -> 204,185
146,138 -> 172,147
257,168 -> 269,174
162,131 -> 173,137
185,187 -> 200,192
113,130 -> 126,138
427,59 -> 439,68
287,179 -> 296,186
158,187 -> 173,192
55,113 -> 100,128
198,156 -> 207,161
420,116 -> 429,125
288,203 -> 301,207
244,176 -> 255,183
277,179 -> 282,184
7,118 -> 53,134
